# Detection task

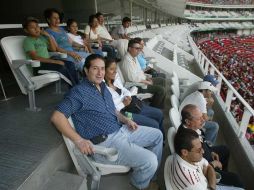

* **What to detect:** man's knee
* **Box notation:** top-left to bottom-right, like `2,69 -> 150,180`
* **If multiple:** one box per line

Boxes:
144,152 -> 158,173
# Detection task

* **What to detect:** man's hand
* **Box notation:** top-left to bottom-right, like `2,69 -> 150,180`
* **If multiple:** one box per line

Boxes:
123,96 -> 132,106
210,160 -> 222,170
74,138 -> 94,155
211,152 -> 219,161
126,119 -> 138,131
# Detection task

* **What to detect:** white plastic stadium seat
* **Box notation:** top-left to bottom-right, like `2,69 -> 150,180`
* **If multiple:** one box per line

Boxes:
63,117 -> 130,190
167,127 -> 176,154
169,107 -> 181,129
164,155 -> 174,190
170,94 -> 179,109
0,36 -> 71,111
170,84 -> 180,99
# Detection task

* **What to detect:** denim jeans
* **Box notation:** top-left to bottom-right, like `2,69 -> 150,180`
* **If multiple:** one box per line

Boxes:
92,125 -> 163,189
132,104 -> 165,138
204,120 -> 219,144
65,51 -> 90,71
207,107 -> 214,120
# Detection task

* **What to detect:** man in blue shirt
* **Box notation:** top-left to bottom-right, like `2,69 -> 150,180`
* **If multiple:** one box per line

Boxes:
51,54 -> 163,190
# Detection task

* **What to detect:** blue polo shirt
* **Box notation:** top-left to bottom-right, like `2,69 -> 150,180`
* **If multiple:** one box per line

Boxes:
56,78 -> 121,139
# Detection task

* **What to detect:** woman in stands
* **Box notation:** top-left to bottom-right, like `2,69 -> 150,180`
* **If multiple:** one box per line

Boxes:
66,18 -> 103,56
104,58 -> 165,137
84,15 -> 117,59
44,8 -> 89,71
22,17 -> 79,85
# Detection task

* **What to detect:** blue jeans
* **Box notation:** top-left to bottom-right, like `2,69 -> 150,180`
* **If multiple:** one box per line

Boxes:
132,104 -> 165,138
207,107 -> 214,120
65,51 -> 90,71
204,121 -> 219,144
93,125 -> 163,189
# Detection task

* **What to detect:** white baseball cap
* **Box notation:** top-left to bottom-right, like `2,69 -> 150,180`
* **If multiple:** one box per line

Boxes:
198,81 -> 218,92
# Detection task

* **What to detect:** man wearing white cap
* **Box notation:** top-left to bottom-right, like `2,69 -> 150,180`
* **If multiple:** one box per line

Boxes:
179,81 -> 219,144
180,75 -> 219,120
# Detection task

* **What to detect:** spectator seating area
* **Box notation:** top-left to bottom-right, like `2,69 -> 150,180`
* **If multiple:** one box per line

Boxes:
184,9 -> 254,19
187,0 -> 253,5
197,34 -> 254,145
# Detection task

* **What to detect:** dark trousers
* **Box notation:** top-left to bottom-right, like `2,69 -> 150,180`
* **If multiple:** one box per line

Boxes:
204,144 -> 244,188
102,44 -> 117,59
217,169 -> 244,188
132,104 -> 165,138
138,77 -> 166,109
203,144 -> 230,170
34,60 -> 79,85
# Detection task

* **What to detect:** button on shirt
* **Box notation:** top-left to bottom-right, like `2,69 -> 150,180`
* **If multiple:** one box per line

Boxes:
56,78 -> 121,139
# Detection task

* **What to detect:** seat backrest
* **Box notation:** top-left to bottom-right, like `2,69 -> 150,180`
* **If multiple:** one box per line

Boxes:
167,127 -> 176,154
116,65 -> 126,85
170,94 -> 179,109
164,155 -> 174,190
171,71 -> 180,87
1,36 -> 32,94
169,107 -> 181,129
170,84 -> 180,99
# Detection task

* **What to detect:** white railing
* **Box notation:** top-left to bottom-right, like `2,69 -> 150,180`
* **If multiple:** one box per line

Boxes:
188,34 -> 254,139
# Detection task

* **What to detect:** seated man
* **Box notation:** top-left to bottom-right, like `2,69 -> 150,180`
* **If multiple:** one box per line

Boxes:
51,54 -> 163,190
134,37 -> 166,79
179,81 -> 219,144
169,127 -> 244,190
180,74 -> 219,120
120,39 -> 166,109
112,17 -> 131,40
178,104 -> 244,188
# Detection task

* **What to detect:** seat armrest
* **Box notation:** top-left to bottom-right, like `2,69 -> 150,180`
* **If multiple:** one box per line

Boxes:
12,59 -> 40,69
125,82 -> 147,89
49,52 -> 67,58
93,145 -> 118,162
145,74 -> 152,79
136,93 -> 153,100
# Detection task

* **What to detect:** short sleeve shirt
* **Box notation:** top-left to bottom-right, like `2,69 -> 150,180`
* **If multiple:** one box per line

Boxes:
84,25 -> 98,40
46,27 -> 73,51
56,78 -> 121,139
23,36 -> 50,59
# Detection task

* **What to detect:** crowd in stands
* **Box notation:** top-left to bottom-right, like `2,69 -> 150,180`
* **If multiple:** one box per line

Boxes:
196,33 -> 254,146
187,0 -> 253,5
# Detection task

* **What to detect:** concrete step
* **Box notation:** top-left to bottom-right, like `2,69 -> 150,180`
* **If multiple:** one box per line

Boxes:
40,171 -> 87,190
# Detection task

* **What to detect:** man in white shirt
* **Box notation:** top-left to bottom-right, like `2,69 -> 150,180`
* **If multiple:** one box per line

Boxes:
179,81 -> 219,144
180,74 -> 219,120
95,12 -> 113,41
169,128 -> 216,190
112,17 -> 131,40
169,127 -> 244,190
120,39 -> 166,109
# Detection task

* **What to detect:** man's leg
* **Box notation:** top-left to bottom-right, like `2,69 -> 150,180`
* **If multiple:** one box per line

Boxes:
93,125 -> 163,189
204,121 -> 219,144
139,105 -> 164,138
